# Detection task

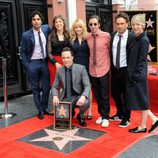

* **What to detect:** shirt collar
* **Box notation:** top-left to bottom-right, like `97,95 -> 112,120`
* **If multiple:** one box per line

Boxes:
91,29 -> 101,37
33,28 -> 42,34
65,64 -> 73,71
117,29 -> 128,38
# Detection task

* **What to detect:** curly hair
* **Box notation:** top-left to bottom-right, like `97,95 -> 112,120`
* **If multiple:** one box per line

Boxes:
70,19 -> 88,44
50,15 -> 69,43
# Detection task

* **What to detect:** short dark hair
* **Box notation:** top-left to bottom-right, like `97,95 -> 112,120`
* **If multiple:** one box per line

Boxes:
115,13 -> 129,23
30,10 -> 44,22
61,47 -> 74,56
89,14 -> 101,24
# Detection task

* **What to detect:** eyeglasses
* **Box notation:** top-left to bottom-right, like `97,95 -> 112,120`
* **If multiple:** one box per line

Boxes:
89,23 -> 98,26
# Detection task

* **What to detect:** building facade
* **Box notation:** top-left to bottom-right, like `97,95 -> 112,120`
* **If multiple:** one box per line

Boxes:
0,0 -> 157,99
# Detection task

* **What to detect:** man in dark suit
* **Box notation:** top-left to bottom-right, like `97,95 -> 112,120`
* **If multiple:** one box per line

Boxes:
52,47 -> 91,126
20,10 -> 52,119
109,13 -> 135,127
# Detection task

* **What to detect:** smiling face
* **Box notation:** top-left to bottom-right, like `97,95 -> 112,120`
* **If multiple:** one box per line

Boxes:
88,18 -> 100,35
55,17 -> 64,32
61,51 -> 74,68
32,14 -> 42,31
74,25 -> 83,36
131,23 -> 143,36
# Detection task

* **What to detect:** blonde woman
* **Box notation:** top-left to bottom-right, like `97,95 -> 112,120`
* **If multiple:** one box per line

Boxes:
70,19 -> 92,120
126,14 -> 158,133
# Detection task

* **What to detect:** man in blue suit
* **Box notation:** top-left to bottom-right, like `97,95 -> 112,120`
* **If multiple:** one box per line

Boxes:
20,10 -> 52,119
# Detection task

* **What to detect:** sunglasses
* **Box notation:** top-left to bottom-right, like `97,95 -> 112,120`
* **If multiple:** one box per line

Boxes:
89,23 -> 98,26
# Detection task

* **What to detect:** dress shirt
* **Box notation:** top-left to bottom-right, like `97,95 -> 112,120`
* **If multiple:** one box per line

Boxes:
112,29 -> 128,68
31,28 -> 46,59
86,30 -> 111,77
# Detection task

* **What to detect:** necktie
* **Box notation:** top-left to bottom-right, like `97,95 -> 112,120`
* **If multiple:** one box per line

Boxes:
93,34 -> 97,66
116,35 -> 122,69
66,68 -> 71,101
38,31 -> 44,59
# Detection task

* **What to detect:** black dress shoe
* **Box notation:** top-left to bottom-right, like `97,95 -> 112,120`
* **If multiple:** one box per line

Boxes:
44,109 -> 53,115
129,127 -> 147,133
77,114 -> 86,126
38,111 -> 44,119
148,120 -> 158,132
87,115 -> 92,120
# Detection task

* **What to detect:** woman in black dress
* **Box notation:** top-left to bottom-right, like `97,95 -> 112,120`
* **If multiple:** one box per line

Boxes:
47,15 -> 70,86
70,19 -> 92,120
127,14 -> 158,133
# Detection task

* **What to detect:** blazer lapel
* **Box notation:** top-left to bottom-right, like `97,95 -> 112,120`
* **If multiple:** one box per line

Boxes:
61,67 -> 66,88
41,26 -> 47,38
72,64 -> 76,83
30,29 -> 35,45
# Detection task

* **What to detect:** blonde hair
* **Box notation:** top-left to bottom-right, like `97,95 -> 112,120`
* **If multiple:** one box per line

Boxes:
70,19 -> 88,44
131,13 -> 146,28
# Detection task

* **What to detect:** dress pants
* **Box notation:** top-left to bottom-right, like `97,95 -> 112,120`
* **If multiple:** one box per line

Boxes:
111,66 -> 131,120
62,95 -> 90,118
90,72 -> 110,119
28,59 -> 50,112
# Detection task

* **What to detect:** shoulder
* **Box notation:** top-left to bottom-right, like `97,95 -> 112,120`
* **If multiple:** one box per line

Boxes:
73,63 -> 85,70
99,31 -> 110,37
86,33 -> 92,40
41,24 -> 49,29
110,31 -> 117,38
22,29 -> 33,38
128,31 -> 135,39
140,33 -> 149,45
41,24 -> 51,32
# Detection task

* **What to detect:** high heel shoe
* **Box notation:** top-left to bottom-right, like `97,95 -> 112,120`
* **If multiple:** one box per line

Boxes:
148,120 -> 158,132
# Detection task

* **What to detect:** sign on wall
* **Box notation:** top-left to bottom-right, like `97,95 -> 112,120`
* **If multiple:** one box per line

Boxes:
121,10 -> 158,64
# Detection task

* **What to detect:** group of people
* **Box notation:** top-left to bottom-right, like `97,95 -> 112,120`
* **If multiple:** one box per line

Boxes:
20,10 -> 158,133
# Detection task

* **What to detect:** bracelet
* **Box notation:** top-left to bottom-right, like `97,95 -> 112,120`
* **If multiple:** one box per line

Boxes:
50,58 -> 57,65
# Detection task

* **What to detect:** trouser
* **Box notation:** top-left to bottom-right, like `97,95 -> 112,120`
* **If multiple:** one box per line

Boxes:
90,72 -> 110,119
28,59 -> 50,112
62,95 -> 90,118
111,66 -> 131,120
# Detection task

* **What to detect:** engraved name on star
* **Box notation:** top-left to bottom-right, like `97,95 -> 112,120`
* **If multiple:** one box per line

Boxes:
146,18 -> 155,28
30,128 -> 91,150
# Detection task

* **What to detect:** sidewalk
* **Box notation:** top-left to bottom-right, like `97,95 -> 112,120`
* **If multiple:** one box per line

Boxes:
0,95 -> 37,128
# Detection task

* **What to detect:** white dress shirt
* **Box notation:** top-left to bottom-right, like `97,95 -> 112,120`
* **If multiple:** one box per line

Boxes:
112,29 -> 128,68
31,28 -> 46,59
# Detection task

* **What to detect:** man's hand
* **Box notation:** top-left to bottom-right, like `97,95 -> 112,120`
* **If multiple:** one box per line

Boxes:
76,96 -> 86,106
53,96 -> 59,106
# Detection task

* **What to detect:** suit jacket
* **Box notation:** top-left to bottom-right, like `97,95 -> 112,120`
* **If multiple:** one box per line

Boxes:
20,24 -> 51,69
51,63 -> 91,100
110,30 -> 135,68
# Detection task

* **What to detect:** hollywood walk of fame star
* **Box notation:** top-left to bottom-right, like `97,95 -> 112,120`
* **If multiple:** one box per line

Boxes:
146,18 -> 155,28
148,44 -> 155,53
30,128 -> 91,150
57,105 -> 67,117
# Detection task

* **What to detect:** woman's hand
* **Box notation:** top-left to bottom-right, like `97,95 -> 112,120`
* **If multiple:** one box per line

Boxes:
55,63 -> 62,69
